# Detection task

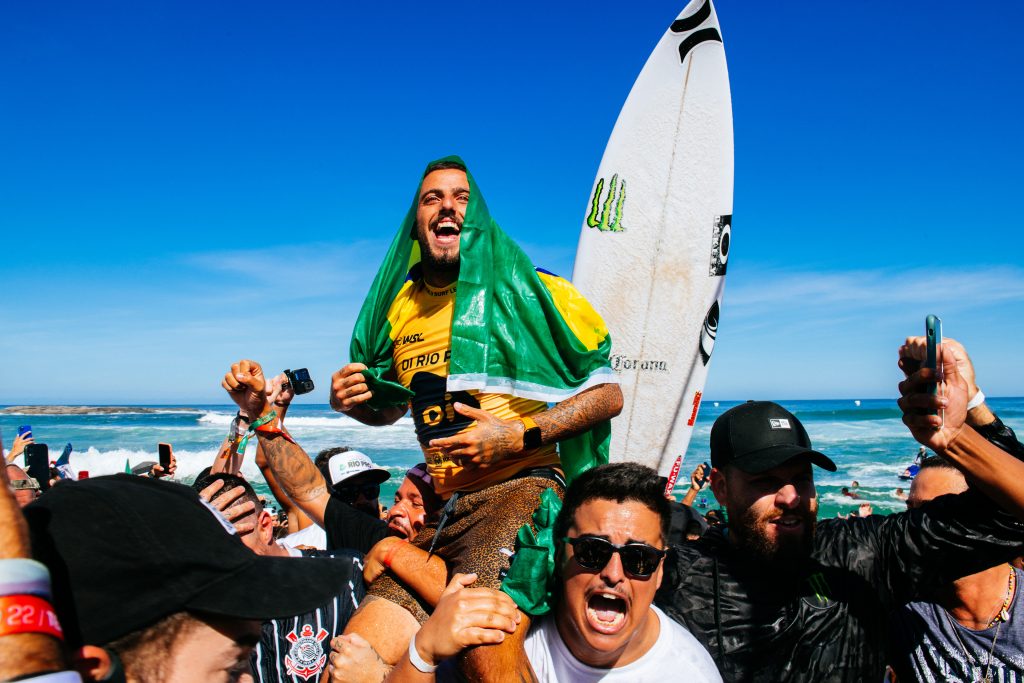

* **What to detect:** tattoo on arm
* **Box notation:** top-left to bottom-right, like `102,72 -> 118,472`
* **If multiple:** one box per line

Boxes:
257,434 -> 327,503
534,383 -> 623,446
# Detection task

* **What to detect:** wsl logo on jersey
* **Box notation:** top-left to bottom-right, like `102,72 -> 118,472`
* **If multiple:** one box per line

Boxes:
284,624 -> 329,681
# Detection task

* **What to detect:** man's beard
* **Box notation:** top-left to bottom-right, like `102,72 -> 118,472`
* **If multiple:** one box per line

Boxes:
729,504 -> 817,572
417,215 -> 460,279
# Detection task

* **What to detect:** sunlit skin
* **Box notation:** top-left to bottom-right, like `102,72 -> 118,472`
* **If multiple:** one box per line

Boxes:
556,499 -> 665,669
906,467 -> 969,509
710,458 -> 818,566
414,168 -> 469,287
386,476 -> 430,539
162,616 -> 262,683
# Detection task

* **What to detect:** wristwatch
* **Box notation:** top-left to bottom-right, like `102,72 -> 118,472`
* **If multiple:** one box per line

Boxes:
519,415 -> 543,451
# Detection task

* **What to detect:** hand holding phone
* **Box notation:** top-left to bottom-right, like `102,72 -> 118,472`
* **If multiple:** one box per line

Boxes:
25,443 -> 50,492
925,315 -> 943,425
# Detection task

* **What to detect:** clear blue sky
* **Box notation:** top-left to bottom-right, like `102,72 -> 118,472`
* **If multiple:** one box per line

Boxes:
2,1 -> 1022,404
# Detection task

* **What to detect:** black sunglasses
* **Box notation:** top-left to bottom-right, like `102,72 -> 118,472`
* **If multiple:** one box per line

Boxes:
335,483 -> 380,502
563,535 -> 666,578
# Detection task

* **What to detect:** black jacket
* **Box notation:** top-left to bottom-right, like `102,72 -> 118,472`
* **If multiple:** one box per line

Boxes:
656,420 -> 1024,682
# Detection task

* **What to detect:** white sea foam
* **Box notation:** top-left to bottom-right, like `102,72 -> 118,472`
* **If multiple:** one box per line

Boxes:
67,446 -> 265,481
197,411 -> 416,428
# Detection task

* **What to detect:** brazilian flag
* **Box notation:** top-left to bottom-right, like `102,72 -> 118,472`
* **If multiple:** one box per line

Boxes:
349,156 -> 616,483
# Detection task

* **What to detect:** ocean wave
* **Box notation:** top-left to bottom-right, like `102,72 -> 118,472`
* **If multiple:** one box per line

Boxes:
791,408 -> 903,422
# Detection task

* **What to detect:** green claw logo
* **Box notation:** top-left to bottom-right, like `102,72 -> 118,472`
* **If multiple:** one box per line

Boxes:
586,174 -> 626,232
806,572 -> 832,606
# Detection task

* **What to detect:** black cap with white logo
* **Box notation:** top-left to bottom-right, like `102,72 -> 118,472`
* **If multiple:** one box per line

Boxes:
710,401 -> 837,473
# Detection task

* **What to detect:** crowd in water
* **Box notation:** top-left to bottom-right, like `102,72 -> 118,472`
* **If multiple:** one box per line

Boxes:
5,159 -> 1024,682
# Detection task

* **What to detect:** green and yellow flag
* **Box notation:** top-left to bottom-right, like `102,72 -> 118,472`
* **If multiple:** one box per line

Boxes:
349,156 -> 615,483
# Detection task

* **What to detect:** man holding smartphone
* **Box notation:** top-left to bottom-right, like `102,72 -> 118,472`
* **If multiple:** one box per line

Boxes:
654,338 -> 1024,682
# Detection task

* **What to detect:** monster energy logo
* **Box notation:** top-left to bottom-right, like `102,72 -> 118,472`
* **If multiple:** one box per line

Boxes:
806,572 -> 832,606
586,174 -> 626,232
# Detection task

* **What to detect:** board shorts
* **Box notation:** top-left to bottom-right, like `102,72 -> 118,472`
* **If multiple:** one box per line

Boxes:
367,470 -> 564,623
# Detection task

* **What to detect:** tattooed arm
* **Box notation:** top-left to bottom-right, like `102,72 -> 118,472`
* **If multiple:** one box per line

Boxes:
429,383 -> 623,468
256,434 -> 331,528
222,359 -> 332,527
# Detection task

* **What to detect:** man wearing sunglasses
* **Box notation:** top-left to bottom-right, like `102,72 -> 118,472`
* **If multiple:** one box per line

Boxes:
322,449 -> 390,519
380,463 -> 721,681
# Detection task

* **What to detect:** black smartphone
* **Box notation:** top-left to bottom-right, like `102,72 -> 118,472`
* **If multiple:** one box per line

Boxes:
696,461 -> 712,488
158,443 -> 173,470
925,315 -> 943,423
25,443 -> 50,492
284,368 -> 315,395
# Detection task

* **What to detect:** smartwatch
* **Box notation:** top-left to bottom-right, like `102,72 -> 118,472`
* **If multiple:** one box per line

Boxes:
519,416 -> 543,451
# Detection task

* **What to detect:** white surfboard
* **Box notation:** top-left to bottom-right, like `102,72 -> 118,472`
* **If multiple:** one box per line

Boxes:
572,0 -> 733,477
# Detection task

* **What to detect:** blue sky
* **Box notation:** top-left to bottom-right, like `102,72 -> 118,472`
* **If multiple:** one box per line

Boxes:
2,1 -> 1022,404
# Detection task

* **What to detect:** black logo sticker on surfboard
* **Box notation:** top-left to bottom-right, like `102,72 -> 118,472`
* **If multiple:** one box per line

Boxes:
699,299 -> 720,366
669,0 -> 722,65
709,214 -> 731,276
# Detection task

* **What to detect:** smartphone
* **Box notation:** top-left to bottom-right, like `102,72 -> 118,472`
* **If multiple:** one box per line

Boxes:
925,315 -> 943,423
25,443 -> 50,492
158,443 -> 173,470
283,368 -> 315,395
17,425 -> 32,438
696,461 -> 712,488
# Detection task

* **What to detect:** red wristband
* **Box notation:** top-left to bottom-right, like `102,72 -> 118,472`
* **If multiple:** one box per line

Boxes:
382,540 -> 405,569
254,423 -> 297,444
0,595 -> 64,640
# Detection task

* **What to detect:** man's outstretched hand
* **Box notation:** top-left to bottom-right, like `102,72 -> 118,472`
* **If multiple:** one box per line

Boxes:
898,346 -> 969,453
222,359 -> 271,420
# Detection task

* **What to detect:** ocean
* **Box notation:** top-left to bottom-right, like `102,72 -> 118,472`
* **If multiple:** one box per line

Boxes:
4,398 -> 1023,520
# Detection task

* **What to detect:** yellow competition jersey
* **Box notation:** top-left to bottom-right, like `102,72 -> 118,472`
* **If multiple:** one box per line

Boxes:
386,279 -> 559,495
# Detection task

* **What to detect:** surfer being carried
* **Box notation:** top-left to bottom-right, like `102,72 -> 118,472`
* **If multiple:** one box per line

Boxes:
265,157 -> 621,681
337,158 -> 621,680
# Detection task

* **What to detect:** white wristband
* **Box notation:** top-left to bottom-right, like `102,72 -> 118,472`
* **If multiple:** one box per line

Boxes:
0,558 -> 52,599
967,389 -> 986,411
408,633 -> 438,674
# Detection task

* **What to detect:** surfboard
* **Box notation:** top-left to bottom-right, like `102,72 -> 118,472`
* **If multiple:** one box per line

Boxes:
571,0 -> 733,476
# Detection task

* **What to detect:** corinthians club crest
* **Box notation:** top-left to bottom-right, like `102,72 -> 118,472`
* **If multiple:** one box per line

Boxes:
285,623 -> 329,680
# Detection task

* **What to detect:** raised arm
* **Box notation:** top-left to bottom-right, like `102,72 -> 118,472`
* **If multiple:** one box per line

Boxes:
222,359 -> 331,528
0,442 -> 68,679
899,339 -> 1024,518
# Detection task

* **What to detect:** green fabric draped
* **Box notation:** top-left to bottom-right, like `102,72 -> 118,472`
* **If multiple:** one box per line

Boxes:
348,155 -> 614,484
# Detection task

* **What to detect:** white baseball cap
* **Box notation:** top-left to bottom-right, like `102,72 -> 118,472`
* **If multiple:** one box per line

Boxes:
326,451 -> 391,487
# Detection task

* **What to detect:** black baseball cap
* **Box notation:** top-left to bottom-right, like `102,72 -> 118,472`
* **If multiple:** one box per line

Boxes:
710,401 -> 837,473
24,474 -> 352,647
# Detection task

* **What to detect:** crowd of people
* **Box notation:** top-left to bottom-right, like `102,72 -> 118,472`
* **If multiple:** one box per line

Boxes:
4,159 -> 1024,682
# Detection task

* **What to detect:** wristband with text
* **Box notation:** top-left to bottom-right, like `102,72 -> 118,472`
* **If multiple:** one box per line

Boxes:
236,410 -> 278,454
0,595 -> 64,640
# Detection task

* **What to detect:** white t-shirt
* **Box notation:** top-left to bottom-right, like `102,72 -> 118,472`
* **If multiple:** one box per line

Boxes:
524,604 -> 722,682
279,523 -> 327,550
